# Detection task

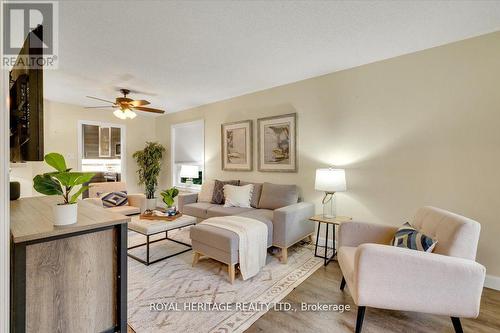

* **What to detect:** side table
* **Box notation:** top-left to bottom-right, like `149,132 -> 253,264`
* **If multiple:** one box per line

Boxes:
310,214 -> 352,266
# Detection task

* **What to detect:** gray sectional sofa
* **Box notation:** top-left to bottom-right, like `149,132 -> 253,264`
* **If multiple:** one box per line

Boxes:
179,182 -> 315,266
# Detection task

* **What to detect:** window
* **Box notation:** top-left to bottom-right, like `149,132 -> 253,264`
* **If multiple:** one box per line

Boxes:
171,120 -> 204,189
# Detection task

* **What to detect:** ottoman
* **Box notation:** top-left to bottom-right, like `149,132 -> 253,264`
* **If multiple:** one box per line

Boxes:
190,216 -> 273,283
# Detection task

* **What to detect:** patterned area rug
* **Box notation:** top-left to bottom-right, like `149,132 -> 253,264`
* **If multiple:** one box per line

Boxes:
127,227 -> 322,333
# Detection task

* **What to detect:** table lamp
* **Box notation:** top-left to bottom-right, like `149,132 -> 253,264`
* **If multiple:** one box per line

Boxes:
180,165 -> 199,187
315,167 -> 346,218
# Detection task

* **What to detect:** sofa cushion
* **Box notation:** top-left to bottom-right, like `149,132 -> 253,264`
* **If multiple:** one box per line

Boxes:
240,181 -> 263,208
183,202 -> 216,219
206,205 -> 254,218
107,205 -> 140,216
211,179 -> 239,204
392,222 -> 437,253
223,184 -> 253,208
237,209 -> 274,246
258,183 -> 298,209
198,180 -> 215,203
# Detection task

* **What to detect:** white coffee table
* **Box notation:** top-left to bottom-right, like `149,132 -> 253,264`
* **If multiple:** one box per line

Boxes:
127,214 -> 196,265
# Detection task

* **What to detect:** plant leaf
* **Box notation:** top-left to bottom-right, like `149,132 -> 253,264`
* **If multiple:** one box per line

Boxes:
69,185 -> 89,204
33,174 -> 63,196
44,153 -> 67,172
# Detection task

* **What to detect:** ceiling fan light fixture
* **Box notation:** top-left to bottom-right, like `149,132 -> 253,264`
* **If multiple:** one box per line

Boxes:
113,109 -> 127,120
125,109 -> 137,119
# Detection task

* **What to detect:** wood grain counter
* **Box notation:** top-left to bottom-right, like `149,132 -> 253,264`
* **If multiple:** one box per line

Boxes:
10,196 -> 130,333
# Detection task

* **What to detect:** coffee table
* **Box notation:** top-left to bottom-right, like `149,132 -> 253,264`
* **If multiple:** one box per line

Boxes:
127,214 -> 196,265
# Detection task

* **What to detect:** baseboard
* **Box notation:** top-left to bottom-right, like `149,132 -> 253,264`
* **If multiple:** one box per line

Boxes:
484,275 -> 500,291
315,236 -> 500,292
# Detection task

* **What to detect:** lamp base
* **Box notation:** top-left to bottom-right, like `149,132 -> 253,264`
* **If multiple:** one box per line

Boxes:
322,192 -> 337,219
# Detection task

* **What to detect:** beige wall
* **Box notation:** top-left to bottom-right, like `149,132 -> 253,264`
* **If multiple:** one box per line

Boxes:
10,100 -> 157,195
156,31 -> 500,277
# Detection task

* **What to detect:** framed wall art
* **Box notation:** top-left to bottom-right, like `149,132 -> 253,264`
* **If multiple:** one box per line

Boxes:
257,113 -> 297,172
221,120 -> 253,171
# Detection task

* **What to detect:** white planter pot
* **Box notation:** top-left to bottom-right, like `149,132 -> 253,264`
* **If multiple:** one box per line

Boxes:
147,198 -> 157,210
52,203 -> 78,226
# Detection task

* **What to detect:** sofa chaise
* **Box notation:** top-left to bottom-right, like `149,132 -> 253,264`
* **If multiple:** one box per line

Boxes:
180,182 -> 315,276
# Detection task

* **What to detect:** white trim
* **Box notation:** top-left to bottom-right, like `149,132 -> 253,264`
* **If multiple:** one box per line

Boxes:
0,0 -> 11,328
77,120 -> 126,184
170,119 -> 205,188
485,275 -> 500,291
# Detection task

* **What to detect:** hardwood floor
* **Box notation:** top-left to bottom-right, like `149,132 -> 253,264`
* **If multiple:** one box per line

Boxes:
128,262 -> 500,332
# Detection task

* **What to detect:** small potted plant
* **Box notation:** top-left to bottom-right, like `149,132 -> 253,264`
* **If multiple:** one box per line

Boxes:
160,187 -> 179,216
33,153 -> 95,226
133,142 -> 166,209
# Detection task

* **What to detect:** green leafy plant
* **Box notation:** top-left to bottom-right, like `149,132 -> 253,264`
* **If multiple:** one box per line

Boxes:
33,153 -> 95,204
160,187 -> 179,207
133,142 -> 166,199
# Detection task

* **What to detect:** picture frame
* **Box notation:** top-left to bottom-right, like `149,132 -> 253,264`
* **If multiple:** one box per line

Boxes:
257,113 -> 297,172
221,120 -> 253,171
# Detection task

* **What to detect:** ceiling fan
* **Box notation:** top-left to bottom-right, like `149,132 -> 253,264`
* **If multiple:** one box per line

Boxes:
85,89 -> 165,119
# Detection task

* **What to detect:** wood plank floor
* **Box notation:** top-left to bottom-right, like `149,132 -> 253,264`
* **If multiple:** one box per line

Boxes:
128,262 -> 500,332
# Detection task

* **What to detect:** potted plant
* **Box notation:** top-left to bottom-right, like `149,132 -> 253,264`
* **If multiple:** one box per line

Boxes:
133,142 -> 166,209
33,153 -> 95,226
160,187 -> 179,215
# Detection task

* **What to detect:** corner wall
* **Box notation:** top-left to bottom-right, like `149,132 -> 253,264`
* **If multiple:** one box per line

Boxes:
156,31 -> 500,278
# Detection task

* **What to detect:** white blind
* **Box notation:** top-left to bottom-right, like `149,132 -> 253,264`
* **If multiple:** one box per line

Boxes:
173,121 -> 204,164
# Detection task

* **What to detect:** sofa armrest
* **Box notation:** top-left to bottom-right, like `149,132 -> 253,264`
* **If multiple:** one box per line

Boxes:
178,193 -> 199,213
128,193 -> 146,213
83,197 -> 103,207
272,202 -> 315,248
338,221 -> 398,248
353,243 -> 485,317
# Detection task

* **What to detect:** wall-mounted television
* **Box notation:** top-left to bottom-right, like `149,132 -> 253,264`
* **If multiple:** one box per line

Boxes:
9,25 -> 44,162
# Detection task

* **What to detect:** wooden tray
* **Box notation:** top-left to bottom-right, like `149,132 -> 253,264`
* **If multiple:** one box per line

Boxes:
139,212 -> 183,221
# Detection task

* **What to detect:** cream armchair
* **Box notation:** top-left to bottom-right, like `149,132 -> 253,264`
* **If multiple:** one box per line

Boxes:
84,182 -> 146,215
338,206 -> 486,333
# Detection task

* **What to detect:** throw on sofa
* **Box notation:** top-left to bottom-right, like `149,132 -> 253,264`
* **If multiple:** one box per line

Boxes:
179,181 -> 315,263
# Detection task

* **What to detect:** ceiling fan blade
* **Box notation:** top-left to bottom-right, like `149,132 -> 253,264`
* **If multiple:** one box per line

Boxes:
86,96 -> 115,104
129,100 -> 150,107
132,106 -> 165,114
84,106 -> 114,109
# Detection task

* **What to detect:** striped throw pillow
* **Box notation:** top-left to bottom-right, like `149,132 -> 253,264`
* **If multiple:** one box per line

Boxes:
392,222 -> 437,252
100,191 -> 128,208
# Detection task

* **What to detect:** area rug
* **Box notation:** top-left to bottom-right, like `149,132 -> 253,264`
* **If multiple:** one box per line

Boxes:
127,227 -> 322,333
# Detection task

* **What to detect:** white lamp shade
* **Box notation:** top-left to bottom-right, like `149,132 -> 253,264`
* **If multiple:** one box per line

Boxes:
180,165 -> 199,178
315,168 -> 346,192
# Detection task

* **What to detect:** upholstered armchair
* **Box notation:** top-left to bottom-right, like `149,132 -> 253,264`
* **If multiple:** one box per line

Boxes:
83,181 -> 146,215
337,206 -> 486,333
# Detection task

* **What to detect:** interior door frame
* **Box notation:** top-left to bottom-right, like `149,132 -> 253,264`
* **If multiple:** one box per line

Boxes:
0,1 -> 11,329
77,120 -> 127,183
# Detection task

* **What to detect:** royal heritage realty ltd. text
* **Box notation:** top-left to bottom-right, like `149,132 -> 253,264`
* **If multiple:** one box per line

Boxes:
150,302 -> 351,313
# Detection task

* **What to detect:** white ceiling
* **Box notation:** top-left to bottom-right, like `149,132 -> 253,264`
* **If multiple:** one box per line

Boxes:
45,0 -> 500,114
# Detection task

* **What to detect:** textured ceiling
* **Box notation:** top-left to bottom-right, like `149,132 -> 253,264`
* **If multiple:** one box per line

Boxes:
44,0 -> 500,114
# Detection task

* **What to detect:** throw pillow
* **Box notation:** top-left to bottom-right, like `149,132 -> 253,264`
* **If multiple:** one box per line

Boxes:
392,222 -> 437,252
239,181 -> 263,208
100,191 -> 128,208
211,180 -> 239,204
198,180 -> 215,203
258,183 -> 298,209
223,184 -> 254,208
